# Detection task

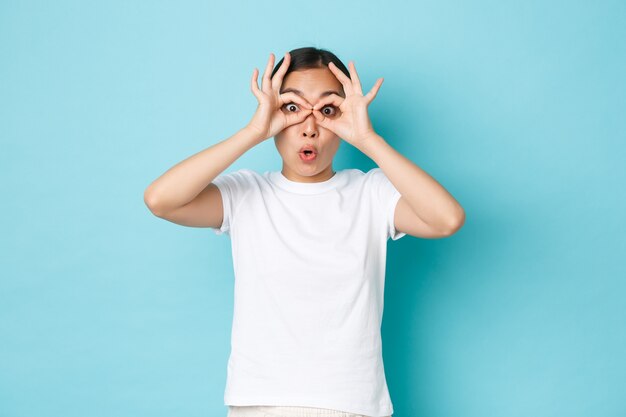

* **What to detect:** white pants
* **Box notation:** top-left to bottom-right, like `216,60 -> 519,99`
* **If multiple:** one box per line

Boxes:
227,405 -> 391,417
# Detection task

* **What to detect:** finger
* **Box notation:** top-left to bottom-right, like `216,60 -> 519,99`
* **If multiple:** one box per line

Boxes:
271,52 -> 291,90
327,62 -> 354,95
347,61 -> 363,95
364,77 -> 384,104
261,53 -> 275,93
250,68 -> 261,99
311,93 -> 344,112
312,109 -> 336,132
279,92 -> 313,109
285,108 -> 313,126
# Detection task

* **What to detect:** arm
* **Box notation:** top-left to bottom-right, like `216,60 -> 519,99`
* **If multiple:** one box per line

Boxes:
309,60 -> 465,238
359,132 -> 465,236
143,126 -> 260,217
143,51 -> 311,223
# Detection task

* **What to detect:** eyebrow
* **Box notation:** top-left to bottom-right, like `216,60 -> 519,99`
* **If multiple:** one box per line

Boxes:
279,87 -> 343,98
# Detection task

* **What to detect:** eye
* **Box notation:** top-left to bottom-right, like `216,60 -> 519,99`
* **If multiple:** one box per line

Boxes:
320,105 -> 338,117
283,102 -> 301,112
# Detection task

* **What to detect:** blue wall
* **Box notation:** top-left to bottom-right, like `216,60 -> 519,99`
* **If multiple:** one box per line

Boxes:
1,1 -> 624,416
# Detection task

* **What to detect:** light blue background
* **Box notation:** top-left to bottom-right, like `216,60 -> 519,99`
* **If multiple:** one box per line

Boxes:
1,1 -> 624,416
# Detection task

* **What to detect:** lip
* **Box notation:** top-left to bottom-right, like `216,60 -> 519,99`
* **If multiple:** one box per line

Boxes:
298,145 -> 318,154
299,151 -> 317,163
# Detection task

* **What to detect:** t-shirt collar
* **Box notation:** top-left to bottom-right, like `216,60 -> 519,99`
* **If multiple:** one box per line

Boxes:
268,170 -> 343,194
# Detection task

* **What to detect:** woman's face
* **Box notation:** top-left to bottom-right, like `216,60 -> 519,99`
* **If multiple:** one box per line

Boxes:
274,66 -> 345,183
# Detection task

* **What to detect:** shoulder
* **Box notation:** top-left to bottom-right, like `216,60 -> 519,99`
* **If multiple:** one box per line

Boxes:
346,167 -> 387,188
339,168 -> 368,180
331,168 -> 384,188
363,167 -> 384,179
214,168 -> 260,183
363,168 -> 394,187
212,169 -> 264,197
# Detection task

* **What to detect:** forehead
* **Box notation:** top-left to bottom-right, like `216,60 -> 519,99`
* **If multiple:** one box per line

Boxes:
279,67 -> 344,98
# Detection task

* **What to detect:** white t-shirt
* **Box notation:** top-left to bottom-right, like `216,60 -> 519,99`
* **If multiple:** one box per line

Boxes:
210,167 -> 406,417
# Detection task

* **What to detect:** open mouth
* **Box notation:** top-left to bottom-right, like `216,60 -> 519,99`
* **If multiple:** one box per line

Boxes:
299,149 -> 317,161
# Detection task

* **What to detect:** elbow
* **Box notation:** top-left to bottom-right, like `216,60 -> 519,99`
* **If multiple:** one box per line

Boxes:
144,188 -> 163,216
441,208 -> 466,236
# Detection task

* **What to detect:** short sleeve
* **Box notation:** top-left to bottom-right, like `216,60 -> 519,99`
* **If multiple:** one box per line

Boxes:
368,168 -> 407,241
210,169 -> 253,236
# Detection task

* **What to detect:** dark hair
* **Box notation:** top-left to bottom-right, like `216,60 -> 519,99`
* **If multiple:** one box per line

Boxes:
270,46 -> 351,84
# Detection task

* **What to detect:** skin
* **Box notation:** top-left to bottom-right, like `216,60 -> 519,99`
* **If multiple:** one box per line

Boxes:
144,51 -> 465,237
246,51 -> 384,184
274,67 -> 345,183
249,52 -> 465,236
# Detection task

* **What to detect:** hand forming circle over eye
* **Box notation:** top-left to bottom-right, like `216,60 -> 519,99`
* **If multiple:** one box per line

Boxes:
311,60 -> 383,146
245,52 -> 314,143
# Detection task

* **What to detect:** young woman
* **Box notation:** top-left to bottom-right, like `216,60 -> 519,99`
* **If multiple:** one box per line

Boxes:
144,46 -> 465,417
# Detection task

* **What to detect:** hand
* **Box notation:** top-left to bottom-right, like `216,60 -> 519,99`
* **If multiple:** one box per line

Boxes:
311,61 -> 383,147
246,52 -> 314,142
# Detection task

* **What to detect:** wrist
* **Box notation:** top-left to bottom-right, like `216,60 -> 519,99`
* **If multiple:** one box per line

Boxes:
357,131 -> 386,156
242,124 -> 266,144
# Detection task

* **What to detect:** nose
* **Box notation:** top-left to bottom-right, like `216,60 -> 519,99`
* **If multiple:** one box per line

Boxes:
301,112 -> 318,138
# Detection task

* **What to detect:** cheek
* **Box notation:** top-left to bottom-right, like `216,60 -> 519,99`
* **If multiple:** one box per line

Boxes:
273,134 -> 291,155
274,130 -> 291,142
325,137 -> 341,154
273,135 -> 283,150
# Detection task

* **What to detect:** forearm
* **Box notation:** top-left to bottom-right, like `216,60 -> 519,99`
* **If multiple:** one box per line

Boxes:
359,133 -> 465,231
144,126 -> 261,213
